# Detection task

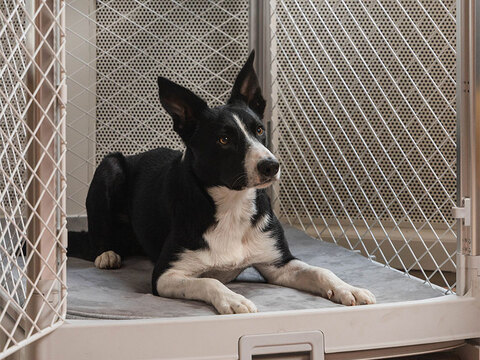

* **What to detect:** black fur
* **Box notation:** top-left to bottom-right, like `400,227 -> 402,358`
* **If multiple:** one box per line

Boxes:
68,50 -> 294,295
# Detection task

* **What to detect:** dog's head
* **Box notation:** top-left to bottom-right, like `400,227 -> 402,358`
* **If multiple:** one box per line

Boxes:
157,51 -> 280,190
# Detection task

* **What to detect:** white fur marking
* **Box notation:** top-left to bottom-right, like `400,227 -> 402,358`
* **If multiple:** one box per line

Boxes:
232,114 -> 279,187
95,250 -> 121,269
155,186 -> 281,313
232,114 -> 252,140
165,187 -> 281,278
156,273 -> 257,314
256,260 -> 376,306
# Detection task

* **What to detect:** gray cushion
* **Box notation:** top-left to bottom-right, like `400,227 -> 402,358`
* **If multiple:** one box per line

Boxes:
67,226 -> 444,319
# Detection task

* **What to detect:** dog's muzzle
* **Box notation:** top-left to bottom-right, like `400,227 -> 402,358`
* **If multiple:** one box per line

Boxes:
257,158 -> 280,178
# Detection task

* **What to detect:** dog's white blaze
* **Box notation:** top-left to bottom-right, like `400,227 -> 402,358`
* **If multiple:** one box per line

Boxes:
232,114 -> 279,187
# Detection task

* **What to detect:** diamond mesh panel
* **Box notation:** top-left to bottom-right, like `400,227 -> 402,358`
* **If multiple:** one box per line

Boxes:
271,0 -> 457,291
65,0 -> 249,215
0,1 -> 67,357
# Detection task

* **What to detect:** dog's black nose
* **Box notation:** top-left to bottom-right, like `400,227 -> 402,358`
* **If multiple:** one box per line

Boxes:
257,159 -> 280,177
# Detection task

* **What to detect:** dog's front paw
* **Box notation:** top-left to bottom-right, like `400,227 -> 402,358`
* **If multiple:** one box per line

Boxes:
95,250 -> 121,269
213,292 -> 257,315
328,285 -> 376,306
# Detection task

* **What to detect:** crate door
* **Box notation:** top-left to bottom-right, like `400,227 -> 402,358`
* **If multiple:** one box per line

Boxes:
0,0 -> 67,358
267,0 -> 457,292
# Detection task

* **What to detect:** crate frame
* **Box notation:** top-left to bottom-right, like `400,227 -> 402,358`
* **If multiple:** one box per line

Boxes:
3,0 -> 480,359
0,0 -> 67,358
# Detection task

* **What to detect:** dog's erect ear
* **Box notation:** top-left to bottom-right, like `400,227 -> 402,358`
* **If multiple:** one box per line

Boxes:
157,77 -> 208,140
228,50 -> 266,118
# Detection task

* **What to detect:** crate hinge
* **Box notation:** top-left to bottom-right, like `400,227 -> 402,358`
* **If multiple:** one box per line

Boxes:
453,197 -> 471,226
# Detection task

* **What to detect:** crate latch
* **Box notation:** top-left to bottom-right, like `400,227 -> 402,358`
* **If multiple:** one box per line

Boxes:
453,198 -> 471,226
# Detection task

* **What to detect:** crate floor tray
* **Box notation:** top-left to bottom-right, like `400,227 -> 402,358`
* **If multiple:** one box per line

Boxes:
66,226 -> 445,319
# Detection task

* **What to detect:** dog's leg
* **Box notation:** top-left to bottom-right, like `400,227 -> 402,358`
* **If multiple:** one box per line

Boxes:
256,260 -> 376,306
86,153 -> 127,269
155,270 -> 257,314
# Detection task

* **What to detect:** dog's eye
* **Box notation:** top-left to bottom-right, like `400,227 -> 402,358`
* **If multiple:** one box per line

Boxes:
218,136 -> 229,145
256,126 -> 265,136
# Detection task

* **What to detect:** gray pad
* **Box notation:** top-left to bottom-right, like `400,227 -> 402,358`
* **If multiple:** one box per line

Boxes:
67,226 -> 444,319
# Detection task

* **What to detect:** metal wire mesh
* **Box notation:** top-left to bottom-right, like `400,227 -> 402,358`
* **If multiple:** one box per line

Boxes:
65,0 -> 249,216
270,0 -> 457,292
0,0 -> 67,357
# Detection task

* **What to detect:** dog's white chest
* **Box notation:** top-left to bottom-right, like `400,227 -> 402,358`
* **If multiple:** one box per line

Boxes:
203,187 -> 258,267
171,187 -> 281,277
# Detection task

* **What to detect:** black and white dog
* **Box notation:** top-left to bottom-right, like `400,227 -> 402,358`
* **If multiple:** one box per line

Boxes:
69,52 -> 375,314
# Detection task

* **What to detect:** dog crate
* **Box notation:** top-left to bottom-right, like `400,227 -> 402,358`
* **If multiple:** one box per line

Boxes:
1,0 -> 480,359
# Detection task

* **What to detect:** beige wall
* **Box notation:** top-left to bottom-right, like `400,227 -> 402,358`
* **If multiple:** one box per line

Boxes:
65,0 -> 96,217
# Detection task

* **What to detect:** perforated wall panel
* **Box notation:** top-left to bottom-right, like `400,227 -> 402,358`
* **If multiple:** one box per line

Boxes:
65,1 -> 249,216
94,0 -> 249,162
0,3 -> 28,217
